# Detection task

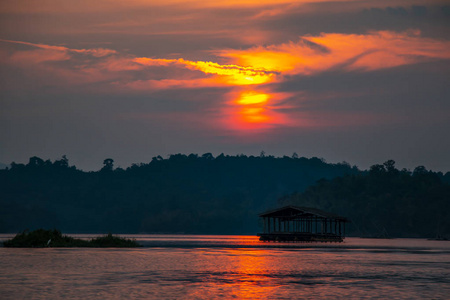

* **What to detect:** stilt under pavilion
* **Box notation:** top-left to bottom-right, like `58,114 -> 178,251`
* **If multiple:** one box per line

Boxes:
257,206 -> 349,242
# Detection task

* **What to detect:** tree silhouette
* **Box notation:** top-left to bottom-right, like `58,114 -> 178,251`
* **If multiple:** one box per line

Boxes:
102,158 -> 114,171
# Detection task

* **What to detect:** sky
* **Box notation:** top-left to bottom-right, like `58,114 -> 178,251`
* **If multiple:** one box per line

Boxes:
1,0 -> 450,171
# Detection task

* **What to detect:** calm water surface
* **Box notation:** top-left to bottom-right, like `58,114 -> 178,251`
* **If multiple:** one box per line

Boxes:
0,235 -> 449,299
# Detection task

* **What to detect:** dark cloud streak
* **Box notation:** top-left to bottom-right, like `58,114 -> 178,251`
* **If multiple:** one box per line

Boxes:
258,4 -> 450,40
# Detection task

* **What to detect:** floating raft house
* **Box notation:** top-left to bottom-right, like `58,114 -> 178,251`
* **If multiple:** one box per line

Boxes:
258,206 -> 349,242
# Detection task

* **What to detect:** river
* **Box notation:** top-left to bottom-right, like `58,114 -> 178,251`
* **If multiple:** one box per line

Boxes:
0,235 -> 449,299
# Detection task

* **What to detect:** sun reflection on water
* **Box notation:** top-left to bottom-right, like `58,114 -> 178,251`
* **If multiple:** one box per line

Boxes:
228,249 -> 280,299
187,248 -> 282,299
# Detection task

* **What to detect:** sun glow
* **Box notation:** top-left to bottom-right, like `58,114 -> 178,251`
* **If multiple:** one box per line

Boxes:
235,92 -> 272,124
236,92 -> 269,105
222,90 -> 291,132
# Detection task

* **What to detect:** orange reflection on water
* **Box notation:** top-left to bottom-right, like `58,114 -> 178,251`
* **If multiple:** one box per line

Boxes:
228,249 -> 280,299
187,248 -> 281,299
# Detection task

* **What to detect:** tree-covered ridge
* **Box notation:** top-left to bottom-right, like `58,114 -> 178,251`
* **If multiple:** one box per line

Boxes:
279,160 -> 450,238
0,154 -> 357,234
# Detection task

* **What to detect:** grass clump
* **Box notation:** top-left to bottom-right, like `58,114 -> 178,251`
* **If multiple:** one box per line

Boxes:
89,233 -> 141,247
3,229 -> 141,248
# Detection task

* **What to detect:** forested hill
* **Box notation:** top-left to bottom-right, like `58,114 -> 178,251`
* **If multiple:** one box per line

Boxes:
279,160 -> 450,238
0,154 -> 357,234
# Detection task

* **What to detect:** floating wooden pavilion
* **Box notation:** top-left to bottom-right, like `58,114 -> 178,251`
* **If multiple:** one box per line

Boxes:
257,206 -> 349,242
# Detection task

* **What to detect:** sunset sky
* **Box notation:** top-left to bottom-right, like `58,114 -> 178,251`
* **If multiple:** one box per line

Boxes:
1,0 -> 449,171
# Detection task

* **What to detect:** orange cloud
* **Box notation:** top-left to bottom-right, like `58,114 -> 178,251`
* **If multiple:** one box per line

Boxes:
217,30 -> 450,75
134,57 -> 275,85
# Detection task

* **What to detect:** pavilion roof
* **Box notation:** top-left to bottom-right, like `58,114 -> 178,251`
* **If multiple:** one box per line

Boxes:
259,206 -> 349,221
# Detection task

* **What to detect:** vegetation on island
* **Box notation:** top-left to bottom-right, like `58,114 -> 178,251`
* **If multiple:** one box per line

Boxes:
279,160 -> 450,238
3,229 -> 141,247
0,154 -> 449,238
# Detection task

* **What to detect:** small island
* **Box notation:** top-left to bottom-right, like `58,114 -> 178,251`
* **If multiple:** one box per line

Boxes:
3,229 -> 141,248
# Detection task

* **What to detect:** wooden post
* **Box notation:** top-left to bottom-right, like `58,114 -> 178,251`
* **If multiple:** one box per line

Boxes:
339,221 -> 341,236
344,221 -> 346,237
334,219 -> 337,235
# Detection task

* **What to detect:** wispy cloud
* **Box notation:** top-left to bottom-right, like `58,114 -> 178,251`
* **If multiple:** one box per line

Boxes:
0,39 -> 116,57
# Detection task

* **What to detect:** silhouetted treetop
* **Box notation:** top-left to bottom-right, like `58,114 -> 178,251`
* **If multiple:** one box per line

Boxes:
102,158 -> 114,172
